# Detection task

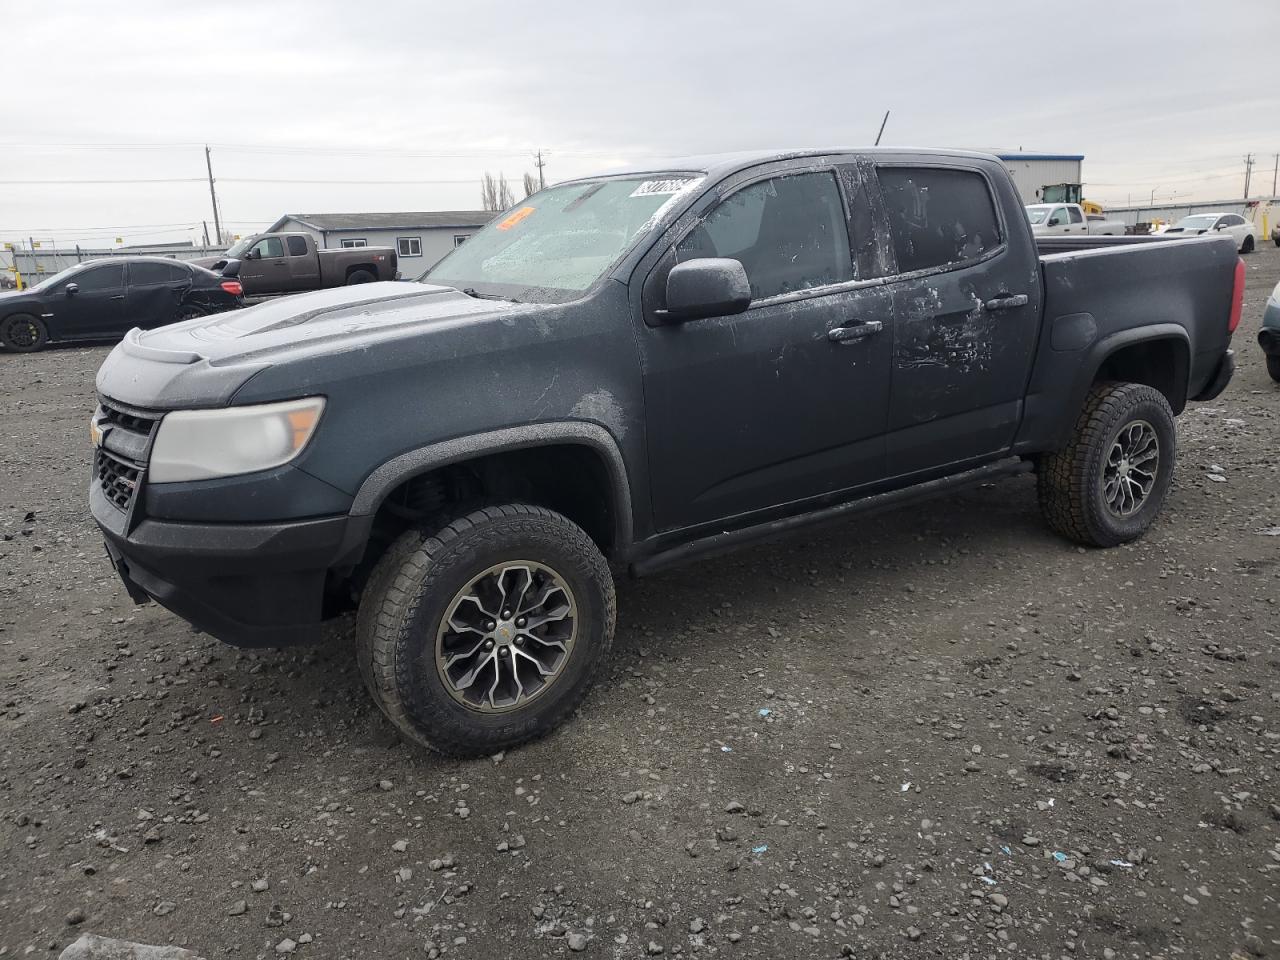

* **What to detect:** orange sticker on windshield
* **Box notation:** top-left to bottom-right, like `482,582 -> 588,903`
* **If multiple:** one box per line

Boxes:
497,206 -> 535,230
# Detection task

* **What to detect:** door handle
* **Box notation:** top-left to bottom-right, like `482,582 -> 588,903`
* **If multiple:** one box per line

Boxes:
109,295 -> 126,301
984,293 -> 1029,312
827,320 -> 884,343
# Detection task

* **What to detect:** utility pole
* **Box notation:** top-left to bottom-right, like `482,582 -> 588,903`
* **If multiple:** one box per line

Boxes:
1243,153 -> 1254,199
533,150 -> 547,191
1272,153 -> 1278,197
202,221 -> 210,247
205,145 -> 224,246
874,110 -> 890,146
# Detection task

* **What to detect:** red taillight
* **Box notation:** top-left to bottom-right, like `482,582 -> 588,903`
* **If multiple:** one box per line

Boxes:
220,280 -> 243,296
1227,257 -> 1245,334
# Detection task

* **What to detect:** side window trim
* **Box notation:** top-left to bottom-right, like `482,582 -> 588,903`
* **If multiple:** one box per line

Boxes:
865,160 -> 1010,282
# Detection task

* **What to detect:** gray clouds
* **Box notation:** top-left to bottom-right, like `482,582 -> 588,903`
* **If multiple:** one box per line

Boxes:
3,0 -> 1277,245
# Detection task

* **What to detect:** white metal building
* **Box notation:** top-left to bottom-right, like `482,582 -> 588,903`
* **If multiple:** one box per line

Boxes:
265,211 -> 495,273
995,153 -> 1085,204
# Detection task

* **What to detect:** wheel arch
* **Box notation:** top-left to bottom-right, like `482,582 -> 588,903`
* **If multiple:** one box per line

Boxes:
1052,325 -> 1191,449
350,422 -> 634,557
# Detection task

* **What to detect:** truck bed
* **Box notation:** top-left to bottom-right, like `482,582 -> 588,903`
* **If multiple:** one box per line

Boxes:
1016,233 -> 1239,449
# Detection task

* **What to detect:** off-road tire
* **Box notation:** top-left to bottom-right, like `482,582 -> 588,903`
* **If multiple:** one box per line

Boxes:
1,313 -> 48,353
1267,355 -> 1280,383
1037,381 -> 1176,547
355,504 -> 615,756
1241,235 -> 1255,254
346,269 -> 376,285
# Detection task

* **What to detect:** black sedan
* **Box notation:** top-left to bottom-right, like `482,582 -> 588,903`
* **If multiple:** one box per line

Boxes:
0,257 -> 244,353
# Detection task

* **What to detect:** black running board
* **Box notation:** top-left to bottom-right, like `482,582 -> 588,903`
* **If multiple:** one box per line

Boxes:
630,457 -> 1033,577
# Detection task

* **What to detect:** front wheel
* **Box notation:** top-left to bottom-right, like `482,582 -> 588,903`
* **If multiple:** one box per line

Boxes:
356,504 -> 615,756
1267,355 -> 1280,383
1,313 -> 48,352
1037,382 -> 1176,547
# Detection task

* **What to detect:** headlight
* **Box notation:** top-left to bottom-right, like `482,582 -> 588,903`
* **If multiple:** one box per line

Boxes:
148,397 -> 325,483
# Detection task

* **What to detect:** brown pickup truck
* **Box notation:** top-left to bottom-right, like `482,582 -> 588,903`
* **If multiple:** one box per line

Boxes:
192,232 -> 398,296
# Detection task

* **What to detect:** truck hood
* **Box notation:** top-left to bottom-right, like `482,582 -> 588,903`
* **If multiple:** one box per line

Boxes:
96,281 -> 530,409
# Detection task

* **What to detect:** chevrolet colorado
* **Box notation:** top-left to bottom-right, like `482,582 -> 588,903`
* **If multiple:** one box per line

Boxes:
89,148 -> 1243,756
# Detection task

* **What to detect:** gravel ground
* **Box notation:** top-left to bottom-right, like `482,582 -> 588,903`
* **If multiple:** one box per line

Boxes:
2,247 -> 1278,960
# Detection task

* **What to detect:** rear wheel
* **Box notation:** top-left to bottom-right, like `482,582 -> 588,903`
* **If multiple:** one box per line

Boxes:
1241,235 -> 1255,254
1037,382 -> 1176,547
355,504 -> 615,756
1267,355 -> 1280,383
174,303 -> 208,322
1,313 -> 48,353
346,269 -> 375,285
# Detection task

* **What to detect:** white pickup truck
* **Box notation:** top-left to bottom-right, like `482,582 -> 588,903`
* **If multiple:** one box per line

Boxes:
1026,203 -> 1125,236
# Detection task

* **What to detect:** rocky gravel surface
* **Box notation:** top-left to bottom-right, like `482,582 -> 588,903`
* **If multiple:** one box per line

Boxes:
2,247 -> 1278,959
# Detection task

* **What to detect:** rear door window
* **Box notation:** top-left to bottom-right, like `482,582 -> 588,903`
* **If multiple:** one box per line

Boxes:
676,171 -> 853,301
1068,206 -> 1084,223
877,167 -> 1003,273
287,235 -> 309,256
129,262 -> 187,285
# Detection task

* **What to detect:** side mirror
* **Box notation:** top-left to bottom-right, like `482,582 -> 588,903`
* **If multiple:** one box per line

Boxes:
245,249 -> 261,260
65,282 -> 79,297
1047,217 -> 1062,227
661,258 -> 751,323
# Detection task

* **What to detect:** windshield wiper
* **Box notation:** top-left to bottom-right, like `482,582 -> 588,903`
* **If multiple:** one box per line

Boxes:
461,287 -> 520,303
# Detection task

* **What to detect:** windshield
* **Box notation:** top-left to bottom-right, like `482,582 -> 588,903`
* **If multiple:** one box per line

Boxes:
1025,205 -> 1052,224
1172,215 -> 1217,230
423,174 -> 704,302
224,236 -> 256,258
25,264 -> 84,293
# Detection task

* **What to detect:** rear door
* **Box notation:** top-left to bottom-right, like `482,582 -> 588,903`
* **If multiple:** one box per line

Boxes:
869,158 -> 1043,477
1067,205 -> 1086,233
636,159 -> 894,531
285,235 -> 320,290
238,236 -> 289,294
55,263 -> 127,338
126,261 -> 190,327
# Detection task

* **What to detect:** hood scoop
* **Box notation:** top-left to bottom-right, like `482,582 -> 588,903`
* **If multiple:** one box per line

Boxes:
119,328 -> 203,365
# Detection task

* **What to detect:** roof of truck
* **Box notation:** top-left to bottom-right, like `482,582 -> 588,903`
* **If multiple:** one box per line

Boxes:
576,147 -> 1004,181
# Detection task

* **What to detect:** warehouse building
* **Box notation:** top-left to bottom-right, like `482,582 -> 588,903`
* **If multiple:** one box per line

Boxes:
264,211 -> 495,272
995,152 -> 1085,204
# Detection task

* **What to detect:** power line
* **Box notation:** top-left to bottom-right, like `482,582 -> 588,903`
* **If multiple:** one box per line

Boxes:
0,177 -> 205,185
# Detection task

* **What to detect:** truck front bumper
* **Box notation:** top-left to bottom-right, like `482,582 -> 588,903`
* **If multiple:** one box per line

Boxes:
91,481 -> 362,648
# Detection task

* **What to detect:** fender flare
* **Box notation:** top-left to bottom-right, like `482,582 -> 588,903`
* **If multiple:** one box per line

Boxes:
1053,323 -> 1190,448
348,421 -> 634,550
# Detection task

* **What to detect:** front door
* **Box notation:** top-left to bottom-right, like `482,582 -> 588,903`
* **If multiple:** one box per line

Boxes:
238,236 -> 290,295
870,160 -> 1042,477
55,262 -> 127,338
638,163 -> 893,532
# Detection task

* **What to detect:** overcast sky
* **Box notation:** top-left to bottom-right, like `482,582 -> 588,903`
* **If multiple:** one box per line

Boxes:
3,0 -> 1277,248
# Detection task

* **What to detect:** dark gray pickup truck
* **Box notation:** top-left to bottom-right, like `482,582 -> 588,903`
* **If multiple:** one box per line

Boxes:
89,148 -> 1243,756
